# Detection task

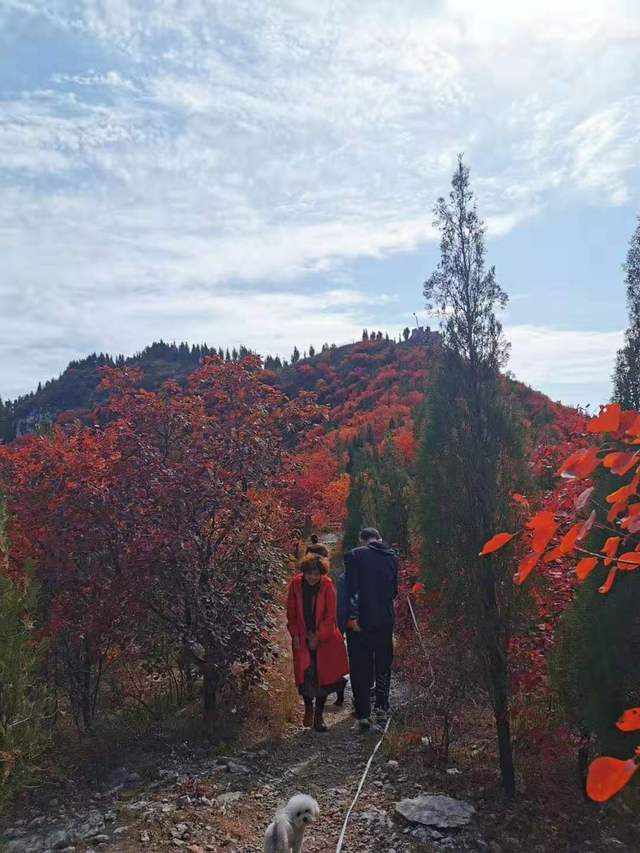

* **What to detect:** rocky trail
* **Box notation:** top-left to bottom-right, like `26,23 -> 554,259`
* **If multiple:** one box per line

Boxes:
2,684 -> 488,853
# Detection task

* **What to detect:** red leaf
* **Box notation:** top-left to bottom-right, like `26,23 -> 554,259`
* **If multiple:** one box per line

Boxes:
603,451 -> 639,477
586,755 -> 638,802
514,553 -> 539,585
602,536 -> 621,567
617,708 -> 640,732
525,511 -> 559,554
616,552 -> 640,570
599,566 -> 618,594
543,523 -> 581,562
587,403 -> 621,434
479,532 -> 517,556
576,556 -> 598,581
559,446 -> 601,479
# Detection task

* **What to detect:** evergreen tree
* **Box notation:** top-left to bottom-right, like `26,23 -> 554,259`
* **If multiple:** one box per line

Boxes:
552,466 -> 640,767
308,344 -> 315,358
613,219 -> 640,408
291,347 -> 300,364
403,327 -> 410,341
418,156 -> 524,796
362,329 -> 369,341
378,436 -> 412,553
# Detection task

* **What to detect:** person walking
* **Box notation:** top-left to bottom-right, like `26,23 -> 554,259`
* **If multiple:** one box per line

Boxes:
344,527 -> 398,731
287,553 -> 349,732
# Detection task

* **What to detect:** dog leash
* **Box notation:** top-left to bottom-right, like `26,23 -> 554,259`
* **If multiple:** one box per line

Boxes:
334,713 -> 393,853
334,595 -> 433,852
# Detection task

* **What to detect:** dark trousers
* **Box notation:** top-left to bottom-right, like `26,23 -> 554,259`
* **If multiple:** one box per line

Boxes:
347,627 -> 393,719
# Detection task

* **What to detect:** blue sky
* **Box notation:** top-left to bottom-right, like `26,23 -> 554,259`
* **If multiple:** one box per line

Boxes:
1,1 -> 639,408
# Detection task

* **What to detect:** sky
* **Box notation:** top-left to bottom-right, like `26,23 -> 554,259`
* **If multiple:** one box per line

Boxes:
1,1 -> 639,409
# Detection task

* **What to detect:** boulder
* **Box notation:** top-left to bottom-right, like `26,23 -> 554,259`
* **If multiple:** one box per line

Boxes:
395,794 -> 475,829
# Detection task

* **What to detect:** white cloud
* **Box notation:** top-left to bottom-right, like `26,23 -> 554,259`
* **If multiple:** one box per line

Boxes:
507,324 -> 623,387
1,0 -> 639,398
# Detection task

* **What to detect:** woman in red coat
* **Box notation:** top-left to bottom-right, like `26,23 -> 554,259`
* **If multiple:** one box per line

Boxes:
287,553 -> 349,732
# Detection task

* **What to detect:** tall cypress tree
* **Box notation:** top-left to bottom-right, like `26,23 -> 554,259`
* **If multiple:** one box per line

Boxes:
418,156 -> 526,796
613,219 -> 640,409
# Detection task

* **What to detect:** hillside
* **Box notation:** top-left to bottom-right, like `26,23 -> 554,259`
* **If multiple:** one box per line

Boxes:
0,326 -> 570,446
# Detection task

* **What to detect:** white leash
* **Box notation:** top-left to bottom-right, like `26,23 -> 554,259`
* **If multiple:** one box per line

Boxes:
333,595 -> 433,852
334,714 -> 393,853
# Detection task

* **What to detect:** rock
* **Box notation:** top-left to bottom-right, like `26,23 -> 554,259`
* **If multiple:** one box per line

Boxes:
446,767 -> 461,775
140,830 -> 151,843
44,829 -> 72,850
113,826 -> 129,835
225,762 -> 250,774
107,767 -> 141,790
126,800 -> 151,813
103,811 -> 117,823
386,760 -> 400,770
395,794 -> 475,829
5,839 -> 45,853
216,792 -> 242,806
171,823 -> 189,838
75,811 -> 105,840
91,836 -> 109,844
176,795 -> 193,808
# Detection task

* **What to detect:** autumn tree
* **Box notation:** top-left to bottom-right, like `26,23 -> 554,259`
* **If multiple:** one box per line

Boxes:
418,156 -> 525,796
613,218 -> 640,409
1,357 -> 318,726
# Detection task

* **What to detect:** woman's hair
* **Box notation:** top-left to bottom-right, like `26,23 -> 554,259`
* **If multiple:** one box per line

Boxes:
300,553 -> 329,576
310,533 -> 319,544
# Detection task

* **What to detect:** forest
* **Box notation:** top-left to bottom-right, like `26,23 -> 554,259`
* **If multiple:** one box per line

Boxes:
2,159 -> 640,852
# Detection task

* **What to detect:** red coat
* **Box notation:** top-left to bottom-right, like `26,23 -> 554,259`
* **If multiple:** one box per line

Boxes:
287,574 -> 349,687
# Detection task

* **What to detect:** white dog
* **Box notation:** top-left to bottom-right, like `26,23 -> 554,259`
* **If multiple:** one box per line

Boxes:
263,793 -> 320,853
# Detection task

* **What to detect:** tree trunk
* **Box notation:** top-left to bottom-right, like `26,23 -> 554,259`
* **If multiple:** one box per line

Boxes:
202,664 -> 218,722
491,664 -> 516,797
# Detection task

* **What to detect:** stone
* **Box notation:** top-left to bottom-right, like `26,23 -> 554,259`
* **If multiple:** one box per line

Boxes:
113,826 -> 129,835
395,794 -> 475,829
91,836 -> 109,844
140,831 -> 151,843
216,792 -> 242,806
44,829 -> 72,850
176,795 -> 193,808
75,811 -> 105,840
5,839 -> 45,853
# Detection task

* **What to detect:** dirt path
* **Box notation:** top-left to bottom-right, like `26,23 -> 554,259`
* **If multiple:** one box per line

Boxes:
3,684 -> 484,853
108,699 -> 420,853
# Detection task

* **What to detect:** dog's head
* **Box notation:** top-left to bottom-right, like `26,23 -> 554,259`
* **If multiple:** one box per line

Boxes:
286,794 -> 320,830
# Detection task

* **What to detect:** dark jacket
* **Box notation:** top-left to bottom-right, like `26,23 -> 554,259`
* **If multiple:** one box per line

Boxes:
336,572 -> 349,634
344,541 -> 399,631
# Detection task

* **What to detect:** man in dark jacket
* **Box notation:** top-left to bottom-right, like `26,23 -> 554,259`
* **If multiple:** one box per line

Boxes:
344,527 -> 398,730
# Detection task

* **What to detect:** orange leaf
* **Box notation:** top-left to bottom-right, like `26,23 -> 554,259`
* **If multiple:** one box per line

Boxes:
599,566 -> 618,594
603,451 -> 639,477
608,500 -> 628,523
602,536 -> 621,567
606,483 -> 635,505
616,552 -> 640,570
514,552 -> 539,585
586,755 -> 638,802
626,413 -> 640,436
587,403 -> 621,434
576,556 -> 598,581
479,532 -> 517,556
543,523 -> 581,562
528,515 -> 559,554
559,446 -> 601,479
617,708 -> 640,732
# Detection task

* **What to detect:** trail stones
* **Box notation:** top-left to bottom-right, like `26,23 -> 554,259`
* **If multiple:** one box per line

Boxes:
395,794 -> 475,829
